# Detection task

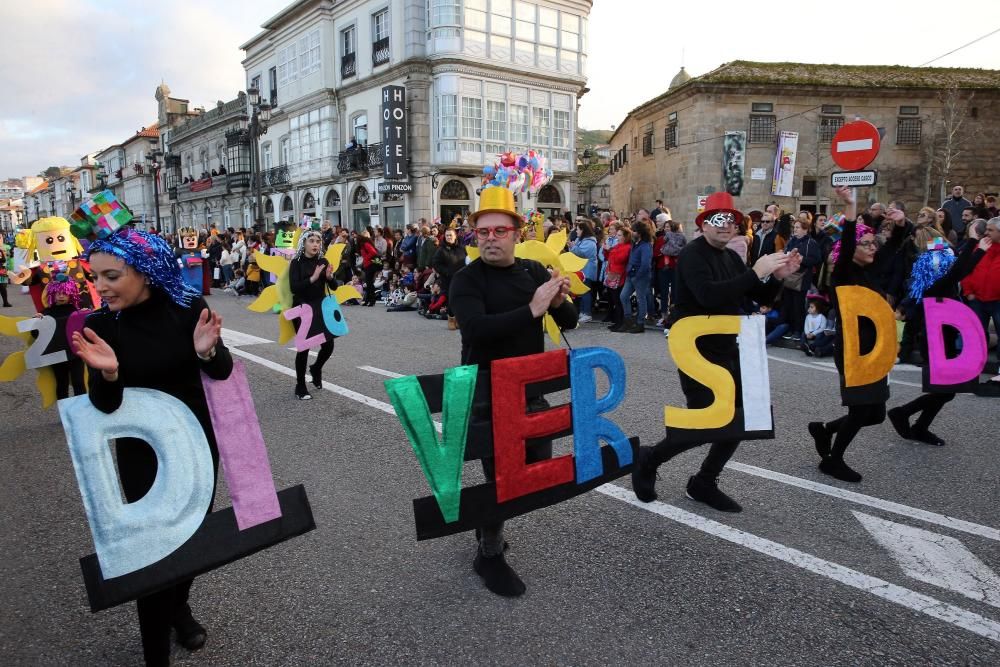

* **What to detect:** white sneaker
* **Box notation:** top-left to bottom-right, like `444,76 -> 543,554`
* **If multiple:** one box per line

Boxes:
656,318 -> 665,327
578,315 -> 593,324
664,328 -> 670,338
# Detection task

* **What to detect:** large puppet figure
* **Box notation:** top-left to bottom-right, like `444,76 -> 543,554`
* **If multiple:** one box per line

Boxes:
175,227 -> 207,294
13,216 -> 98,312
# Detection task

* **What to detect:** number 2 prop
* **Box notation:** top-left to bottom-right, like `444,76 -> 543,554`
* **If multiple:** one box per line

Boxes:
17,316 -> 68,369
282,305 -> 327,352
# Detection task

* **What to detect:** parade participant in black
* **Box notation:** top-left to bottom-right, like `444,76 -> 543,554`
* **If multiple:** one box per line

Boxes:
450,186 -> 577,597
808,187 -> 886,483
887,234 -> 992,446
632,192 -> 798,512
34,273 -> 85,398
71,227 -> 232,667
288,229 -> 338,399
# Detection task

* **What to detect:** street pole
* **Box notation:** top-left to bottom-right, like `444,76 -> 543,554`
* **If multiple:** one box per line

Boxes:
253,124 -> 264,232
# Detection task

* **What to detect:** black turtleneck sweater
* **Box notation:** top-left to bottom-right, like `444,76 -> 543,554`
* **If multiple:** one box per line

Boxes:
449,257 -> 578,368
84,291 -> 233,447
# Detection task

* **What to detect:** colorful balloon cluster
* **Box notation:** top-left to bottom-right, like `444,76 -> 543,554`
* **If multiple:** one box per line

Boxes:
481,150 -> 553,193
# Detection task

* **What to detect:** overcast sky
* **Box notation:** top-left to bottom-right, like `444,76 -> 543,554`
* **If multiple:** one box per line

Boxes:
4,0 -> 999,180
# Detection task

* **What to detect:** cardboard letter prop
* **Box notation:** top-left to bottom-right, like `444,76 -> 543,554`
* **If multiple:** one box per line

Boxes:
201,361 -> 282,530
569,347 -> 632,483
923,298 -> 988,393
837,285 -> 896,387
664,316 -> 740,429
385,365 -> 477,523
491,351 -> 574,503
17,316 -> 68,368
60,389 -> 215,580
283,304 -> 326,351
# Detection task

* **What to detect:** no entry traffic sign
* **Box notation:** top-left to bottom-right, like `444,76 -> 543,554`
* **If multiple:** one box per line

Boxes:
831,120 -> 881,171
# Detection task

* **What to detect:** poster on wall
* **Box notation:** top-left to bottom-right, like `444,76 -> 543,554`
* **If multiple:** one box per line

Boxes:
723,131 -> 746,196
771,131 -> 798,197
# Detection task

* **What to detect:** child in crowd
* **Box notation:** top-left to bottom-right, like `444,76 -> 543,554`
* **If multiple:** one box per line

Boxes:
346,271 -> 364,304
244,260 -> 261,296
35,276 -> 86,399
224,268 -> 246,295
387,284 -> 419,312
420,283 -> 448,319
801,299 -> 829,356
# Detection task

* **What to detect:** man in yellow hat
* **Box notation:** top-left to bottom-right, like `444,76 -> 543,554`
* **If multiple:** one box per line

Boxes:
449,185 -> 577,597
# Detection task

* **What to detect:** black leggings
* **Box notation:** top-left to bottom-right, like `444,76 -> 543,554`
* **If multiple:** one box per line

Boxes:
0,282 -> 9,305
116,438 -> 218,666
824,403 -> 887,459
295,339 -> 334,385
52,357 -> 85,399
893,393 -> 954,432
609,286 -> 624,324
363,265 -> 379,305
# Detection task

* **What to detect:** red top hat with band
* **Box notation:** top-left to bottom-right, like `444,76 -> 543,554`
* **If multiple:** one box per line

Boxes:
695,192 -> 743,228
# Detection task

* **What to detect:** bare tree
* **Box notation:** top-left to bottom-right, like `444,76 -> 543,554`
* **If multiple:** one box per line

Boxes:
932,86 -> 979,203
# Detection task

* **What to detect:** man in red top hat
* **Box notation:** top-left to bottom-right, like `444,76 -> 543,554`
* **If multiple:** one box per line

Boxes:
632,192 -> 801,512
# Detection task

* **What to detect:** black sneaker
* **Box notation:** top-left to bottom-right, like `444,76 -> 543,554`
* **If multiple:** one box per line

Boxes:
685,475 -> 742,513
631,446 -> 659,503
172,606 -> 207,651
802,342 -> 814,357
473,549 -> 525,597
295,384 -> 312,400
818,458 -> 862,483
309,363 -> 323,388
808,421 -> 831,459
910,428 -> 946,446
887,406 -> 912,439
627,323 -> 646,334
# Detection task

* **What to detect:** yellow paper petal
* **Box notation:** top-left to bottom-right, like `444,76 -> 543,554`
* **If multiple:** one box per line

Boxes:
36,367 -> 57,409
545,229 -> 568,255
559,252 -> 588,273
278,313 -> 296,345
325,243 -> 345,271
0,350 -> 26,381
291,228 -> 303,252
247,285 -> 279,313
334,285 -> 363,303
0,315 -> 27,337
516,240 -> 559,268
567,273 -> 589,295
465,246 -> 480,261
254,251 -> 289,276
544,313 -> 561,346
277,273 -> 294,311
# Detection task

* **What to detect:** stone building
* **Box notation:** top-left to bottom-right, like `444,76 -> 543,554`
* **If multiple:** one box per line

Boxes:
161,94 -> 253,233
608,61 -> 1000,223
240,0 -> 590,231
575,161 -> 609,216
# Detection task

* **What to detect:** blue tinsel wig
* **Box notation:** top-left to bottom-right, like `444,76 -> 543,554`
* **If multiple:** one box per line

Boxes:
908,241 -> 956,301
86,227 -> 200,307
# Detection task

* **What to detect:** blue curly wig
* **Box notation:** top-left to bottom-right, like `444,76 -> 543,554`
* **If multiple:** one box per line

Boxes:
86,227 -> 200,307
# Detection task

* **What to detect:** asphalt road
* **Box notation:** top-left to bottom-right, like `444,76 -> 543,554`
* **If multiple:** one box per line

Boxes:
2,288 -> 999,666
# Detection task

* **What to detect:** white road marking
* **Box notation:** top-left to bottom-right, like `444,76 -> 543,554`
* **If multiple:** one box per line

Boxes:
727,461 -> 1000,543
229,344 -> 1000,643
854,511 -> 1000,609
231,349 -> 396,415
767,353 -> 923,388
221,328 -> 272,347
358,365 -> 404,378
597,483 -> 1000,643
837,138 -> 874,153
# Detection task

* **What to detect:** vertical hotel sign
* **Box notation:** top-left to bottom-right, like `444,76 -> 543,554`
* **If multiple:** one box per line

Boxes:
382,85 -> 407,180
771,131 -> 798,197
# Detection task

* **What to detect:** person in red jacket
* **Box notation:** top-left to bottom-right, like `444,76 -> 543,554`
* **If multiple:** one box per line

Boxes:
962,218 -> 1000,362
421,282 -> 448,319
358,231 -> 381,306
604,227 -> 632,330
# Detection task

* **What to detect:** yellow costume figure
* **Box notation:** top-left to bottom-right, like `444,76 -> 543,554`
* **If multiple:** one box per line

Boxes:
13,217 -> 97,312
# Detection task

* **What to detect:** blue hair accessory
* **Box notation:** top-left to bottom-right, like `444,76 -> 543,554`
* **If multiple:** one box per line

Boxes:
86,228 -> 200,307
908,239 -> 956,301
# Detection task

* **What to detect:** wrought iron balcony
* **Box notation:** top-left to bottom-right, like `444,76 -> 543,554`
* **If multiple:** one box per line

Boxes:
337,143 -> 383,174
167,186 -> 178,201
372,37 -> 390,67
341,52 -> 356,79
258,165 -> 290,189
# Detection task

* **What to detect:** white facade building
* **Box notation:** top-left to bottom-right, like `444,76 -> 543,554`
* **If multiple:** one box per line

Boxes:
241,0 -> 589,230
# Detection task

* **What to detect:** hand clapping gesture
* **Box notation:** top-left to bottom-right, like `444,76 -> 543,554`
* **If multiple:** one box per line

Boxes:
73,328 -> 119,380
193,308 -> 223,358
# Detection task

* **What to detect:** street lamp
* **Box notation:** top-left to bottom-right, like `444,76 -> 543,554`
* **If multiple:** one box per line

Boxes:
245,87 -> 271,231
146,150 -> 163,232
65,181 -> 76,213
48,192 -> 56,218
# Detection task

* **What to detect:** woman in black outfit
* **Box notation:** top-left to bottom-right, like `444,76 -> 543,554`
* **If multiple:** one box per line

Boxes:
808,188 -> 888,483
431,227 -> 467,303
288,229 -> 338,399
72,227 -> 232,666
887,234 -> 992,445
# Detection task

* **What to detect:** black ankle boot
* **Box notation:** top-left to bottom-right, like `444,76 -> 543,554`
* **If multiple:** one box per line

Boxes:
473,548 -> 525,597
172,606 -> 207,651
819,457 -> 862,483
887,407 -> 912,439
808,421 -> 831,459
